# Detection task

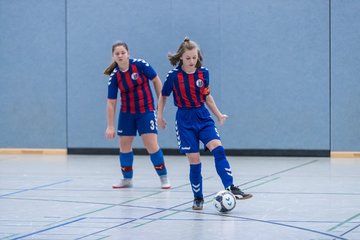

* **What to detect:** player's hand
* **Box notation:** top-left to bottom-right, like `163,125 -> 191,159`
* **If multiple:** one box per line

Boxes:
217,114 -> 228,125
105,127 -> 116,139
157,117 -> 167,129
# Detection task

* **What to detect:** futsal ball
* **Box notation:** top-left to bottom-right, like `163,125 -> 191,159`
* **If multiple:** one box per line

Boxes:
213,190 -> 236,213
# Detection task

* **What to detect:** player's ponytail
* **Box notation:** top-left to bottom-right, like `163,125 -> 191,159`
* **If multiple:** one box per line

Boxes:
104,61 -> 117,75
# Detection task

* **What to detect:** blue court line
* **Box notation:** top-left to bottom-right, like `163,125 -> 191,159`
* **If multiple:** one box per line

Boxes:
132,216 -> 359,225
63,202 -> 350,240
33,182 -> 193,230
51,181 -> 215,239
87,215 -> 360,225
190,210 -> 349,240
4,196 -> 115,206
248,191 -> 360,196
73,206 -> 199,240
129,202 -> 349,240
0,180 -> 72,198
0,188 -> 115,192
34,176 -> 215,228
72,219 -> 138,240
340,223 -> 360,237
6,217 -> 86,240
92,236 -> 109,240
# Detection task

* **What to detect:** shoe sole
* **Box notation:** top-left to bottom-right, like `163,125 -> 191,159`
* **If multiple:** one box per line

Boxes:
235,194 -> 253,200
161,186 -> 171,189
192,206 -> 203,210
112,185 -> 132,189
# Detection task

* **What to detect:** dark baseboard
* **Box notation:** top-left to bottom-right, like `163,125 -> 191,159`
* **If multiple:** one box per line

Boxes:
67,148 -> 330,157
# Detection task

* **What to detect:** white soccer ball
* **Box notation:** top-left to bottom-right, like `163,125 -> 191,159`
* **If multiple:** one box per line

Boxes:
213,190 -> 236,213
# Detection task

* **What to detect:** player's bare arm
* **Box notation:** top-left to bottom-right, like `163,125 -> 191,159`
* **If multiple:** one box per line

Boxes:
205,94 -> 228,125
157,94 -> 167,129
105,99 -> 117,139
152,75 -> 162,99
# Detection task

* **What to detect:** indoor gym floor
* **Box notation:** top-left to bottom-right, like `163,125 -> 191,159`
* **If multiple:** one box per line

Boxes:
0,154 -> 359,240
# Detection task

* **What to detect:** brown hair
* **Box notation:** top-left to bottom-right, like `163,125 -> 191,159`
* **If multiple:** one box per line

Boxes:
168,37 -> 203,68
103,41 -> 129,75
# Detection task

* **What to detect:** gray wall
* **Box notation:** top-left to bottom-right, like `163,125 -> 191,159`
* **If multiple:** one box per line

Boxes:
1,0 -> 359,152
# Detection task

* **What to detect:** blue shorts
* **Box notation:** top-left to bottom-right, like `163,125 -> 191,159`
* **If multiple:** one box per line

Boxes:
117,111 -> 158,136
175,106 -> 220,154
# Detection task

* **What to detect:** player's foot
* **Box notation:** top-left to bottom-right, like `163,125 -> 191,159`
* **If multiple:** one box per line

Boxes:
192,197 -> 204,210
112,179 -> 133,189
226,185 -> 253,200
160,175 -> 171,189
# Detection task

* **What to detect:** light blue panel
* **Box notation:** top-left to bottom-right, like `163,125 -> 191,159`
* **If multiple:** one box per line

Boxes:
66,0 -> 332,151
0,0 -> 66,148
219,0 -> 330,149
331,0 -> 360,151
66,0 -> 174,148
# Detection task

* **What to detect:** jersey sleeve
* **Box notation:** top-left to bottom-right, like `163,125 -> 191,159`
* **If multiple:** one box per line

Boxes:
202,68 -> 210,96
161,71 -> 174,97
138,59 -> 157,80
107,70 -> 118,99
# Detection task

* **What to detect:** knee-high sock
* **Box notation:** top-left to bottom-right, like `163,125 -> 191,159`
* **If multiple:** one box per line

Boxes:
150,149 -> 167,176
190,163 -> 203,198
212,146 -> 233,188
120,151 -> 134,179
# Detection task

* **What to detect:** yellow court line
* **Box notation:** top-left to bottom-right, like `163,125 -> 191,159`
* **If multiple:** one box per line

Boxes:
0,148 -> 67,155
331,152 -> 360,158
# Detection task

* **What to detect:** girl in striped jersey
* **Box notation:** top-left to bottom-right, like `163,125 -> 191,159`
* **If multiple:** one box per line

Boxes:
157,37 -> 252,210
104,41 -> 170,189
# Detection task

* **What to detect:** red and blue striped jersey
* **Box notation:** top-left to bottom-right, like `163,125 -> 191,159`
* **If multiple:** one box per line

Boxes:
162,66 -> 210,108
108,58 -> 157,113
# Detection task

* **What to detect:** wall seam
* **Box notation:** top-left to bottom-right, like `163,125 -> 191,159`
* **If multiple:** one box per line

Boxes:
329,0 -> 332,152
65,0 -> 69,149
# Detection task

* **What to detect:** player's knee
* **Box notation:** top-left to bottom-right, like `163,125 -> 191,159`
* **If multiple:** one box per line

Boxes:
212,146 -> 226,161
206,139 -> 222,151
187,154 -> 201,164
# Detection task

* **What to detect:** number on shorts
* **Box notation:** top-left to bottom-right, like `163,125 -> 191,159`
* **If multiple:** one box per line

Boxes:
150,120 -> 155,130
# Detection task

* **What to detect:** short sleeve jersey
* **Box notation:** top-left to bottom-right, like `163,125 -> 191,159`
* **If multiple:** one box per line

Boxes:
108,58 -> 157,113
161,66 -> 210,108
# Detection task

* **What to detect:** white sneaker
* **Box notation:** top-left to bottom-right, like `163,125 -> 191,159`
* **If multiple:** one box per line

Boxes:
160,175 -> 171,189
112,179 -> 133,189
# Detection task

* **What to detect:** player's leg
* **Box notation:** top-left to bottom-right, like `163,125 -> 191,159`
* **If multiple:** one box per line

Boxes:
206,139 -> 233,188
138,112 -> 170,189
112,136 -> 135,188
187,153 -> 204,210
176,109 -> 204,209
141,133 -> 171,189
203,128 -> 253,200
113,112 -> 136,189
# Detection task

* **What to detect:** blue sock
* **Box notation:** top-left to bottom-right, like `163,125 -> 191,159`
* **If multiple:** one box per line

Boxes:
120,151 -> 134,179
212,146 -> 233,188
190,163 -> 203,199
150,149 -> 167,176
